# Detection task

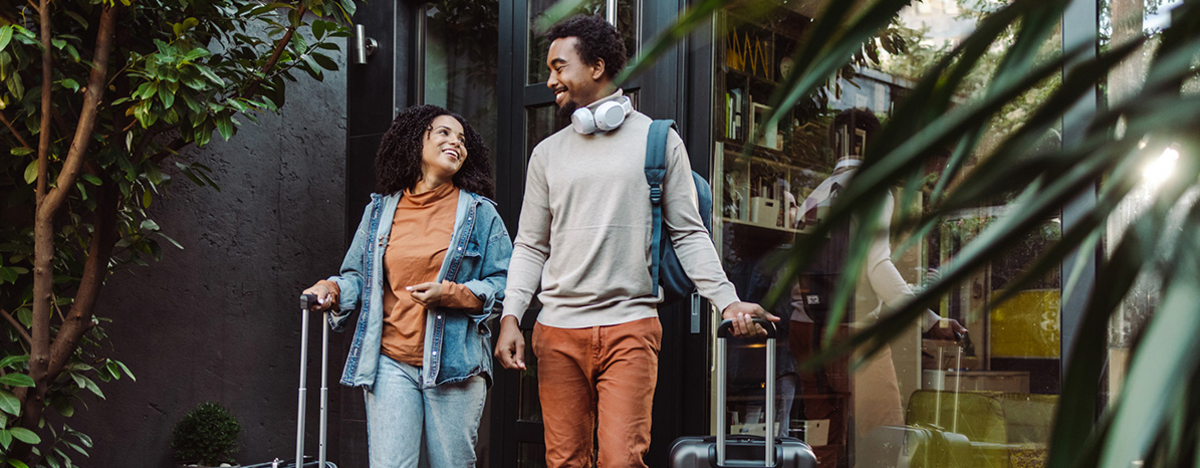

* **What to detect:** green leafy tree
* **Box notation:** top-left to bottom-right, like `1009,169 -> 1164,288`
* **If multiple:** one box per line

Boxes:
0,0 -> 354,465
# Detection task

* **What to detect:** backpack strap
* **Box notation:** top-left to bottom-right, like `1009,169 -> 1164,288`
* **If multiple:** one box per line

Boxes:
645,119 -> 675,296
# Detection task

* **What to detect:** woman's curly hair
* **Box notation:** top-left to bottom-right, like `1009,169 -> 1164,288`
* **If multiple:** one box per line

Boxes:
546,15 -> 627,80
374,105 -> 495,199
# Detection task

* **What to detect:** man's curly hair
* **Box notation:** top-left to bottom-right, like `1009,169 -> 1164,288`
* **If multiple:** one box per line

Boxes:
374,105 -> 495,199
546,15 -> 627,80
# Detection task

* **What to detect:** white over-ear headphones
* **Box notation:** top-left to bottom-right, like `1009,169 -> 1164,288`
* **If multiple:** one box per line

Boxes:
571,96 -> 633,135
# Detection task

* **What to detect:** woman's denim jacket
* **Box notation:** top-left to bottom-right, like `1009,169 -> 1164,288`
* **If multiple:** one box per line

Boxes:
327,190 -> 512,390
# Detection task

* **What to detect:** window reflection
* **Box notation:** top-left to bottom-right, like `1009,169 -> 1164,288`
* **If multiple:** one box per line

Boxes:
424,0 -> 499,165
1102,0 -> 1167,407
712,3 -> 1064,467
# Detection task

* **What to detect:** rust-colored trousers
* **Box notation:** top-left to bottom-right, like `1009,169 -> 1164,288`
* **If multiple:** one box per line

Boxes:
533,317 -> 663,468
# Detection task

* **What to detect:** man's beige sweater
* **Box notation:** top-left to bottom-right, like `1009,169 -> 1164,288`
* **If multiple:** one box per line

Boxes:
502,92 -> 740,328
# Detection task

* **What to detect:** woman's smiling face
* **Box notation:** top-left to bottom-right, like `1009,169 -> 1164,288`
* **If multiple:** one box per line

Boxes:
421,114 -> 468,180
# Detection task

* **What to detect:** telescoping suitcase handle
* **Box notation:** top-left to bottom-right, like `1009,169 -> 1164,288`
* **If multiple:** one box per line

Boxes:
716,318 -> 778,468
297,294 -> 331,468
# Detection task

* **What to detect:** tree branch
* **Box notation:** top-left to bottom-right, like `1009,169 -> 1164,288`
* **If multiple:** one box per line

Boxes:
134,123 -> 179,161
35,0 -> 51,205
29,0 -> 55,420
0,111 -> 31,149
39,4 -> 119,218
149,136 -> 189,164
48,181 -> 119,377
0,309 -> 32,346
27,2 -> 120,435
242,3 -> 306,98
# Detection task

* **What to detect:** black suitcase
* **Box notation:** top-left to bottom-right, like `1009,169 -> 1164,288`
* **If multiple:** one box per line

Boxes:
243,295 -> 337,468
669,319 -> 817,467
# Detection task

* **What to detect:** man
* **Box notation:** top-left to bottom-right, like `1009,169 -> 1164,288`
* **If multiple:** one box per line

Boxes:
493,15 -> 777,468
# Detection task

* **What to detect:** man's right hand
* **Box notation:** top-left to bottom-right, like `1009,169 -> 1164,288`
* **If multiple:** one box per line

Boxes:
301,283 -> 334,312
494,315 -> 526,370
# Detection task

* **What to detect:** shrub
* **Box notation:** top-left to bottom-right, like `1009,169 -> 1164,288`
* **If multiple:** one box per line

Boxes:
171,402 -> 242,467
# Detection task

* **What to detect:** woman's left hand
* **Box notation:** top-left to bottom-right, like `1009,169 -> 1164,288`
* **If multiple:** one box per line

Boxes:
407,282 -> 443,307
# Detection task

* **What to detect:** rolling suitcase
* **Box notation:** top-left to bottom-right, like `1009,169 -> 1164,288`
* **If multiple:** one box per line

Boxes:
669,319 -> 817,468
860,334 -> 972,468
244,294 -> 337,468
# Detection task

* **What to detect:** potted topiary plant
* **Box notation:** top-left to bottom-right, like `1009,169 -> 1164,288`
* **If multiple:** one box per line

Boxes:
172,401 -> 242,467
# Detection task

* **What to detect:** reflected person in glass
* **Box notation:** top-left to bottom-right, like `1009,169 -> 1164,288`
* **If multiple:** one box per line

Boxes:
791,107 -> 966,451
302,105 -> 512,468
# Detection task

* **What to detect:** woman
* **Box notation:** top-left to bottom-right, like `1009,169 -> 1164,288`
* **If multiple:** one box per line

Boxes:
303,105 -> 511,467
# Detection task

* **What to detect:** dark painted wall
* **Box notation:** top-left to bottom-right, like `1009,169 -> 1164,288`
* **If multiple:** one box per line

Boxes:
70,43 -> 349,467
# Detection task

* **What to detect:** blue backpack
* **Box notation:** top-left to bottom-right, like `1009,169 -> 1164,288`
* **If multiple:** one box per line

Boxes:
644,119 -> 714,305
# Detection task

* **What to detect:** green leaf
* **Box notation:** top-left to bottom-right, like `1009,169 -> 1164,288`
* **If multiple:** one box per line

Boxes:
81,174 -> 102,186
66,442 -> 87,457
196,66 -> 224,86
64,11 -> 88,29
0,355 -> 28,370
226,99 -> 249,113
0,389 -> 20,415
159,88 -> 175,108
4,73 -> 22,101
215,115 -> 233,141
23,160 -> 37,185
311,52 -> 338,71
59,78 -> 80,92
0,26 -> 11,52
311,19 -> 327,39
0,373 -> 34,388
9,427 -> 39,444
9,147 -> 32,156
0,430 -> 11,451
51,38 -> 65,49
52,395 -> 74,417
182,47 -> 210,62
140,219 -> 160,231
158,232 -> 184,251
69,372 -> 87,390
82,378 -> 104,400
8,458 -> 29,468
115,360 -> 135,382
63,44 -> 79,62
142,189 -> 152,208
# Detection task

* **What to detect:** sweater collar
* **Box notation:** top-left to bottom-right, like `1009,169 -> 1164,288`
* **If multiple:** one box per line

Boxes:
403,182 -> 457,206
584,88 -> 627,112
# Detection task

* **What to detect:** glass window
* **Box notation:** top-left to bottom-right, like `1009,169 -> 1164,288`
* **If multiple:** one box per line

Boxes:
711,3 -> 1064,467
423,0 -> 500,170
1101,0 -> 1168,407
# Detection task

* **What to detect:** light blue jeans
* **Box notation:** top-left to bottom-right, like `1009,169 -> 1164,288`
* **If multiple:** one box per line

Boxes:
366,355 -> 487,468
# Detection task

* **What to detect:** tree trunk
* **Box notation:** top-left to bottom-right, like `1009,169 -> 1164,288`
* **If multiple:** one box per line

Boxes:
16,4 -> 120,461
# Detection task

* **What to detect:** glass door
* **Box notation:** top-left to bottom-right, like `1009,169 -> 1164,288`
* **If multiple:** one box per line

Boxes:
707,2 -> 1066,467
491,0 -> 705,466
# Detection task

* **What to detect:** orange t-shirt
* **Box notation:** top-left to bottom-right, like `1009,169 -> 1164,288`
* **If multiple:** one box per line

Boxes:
319,183 -> 483,367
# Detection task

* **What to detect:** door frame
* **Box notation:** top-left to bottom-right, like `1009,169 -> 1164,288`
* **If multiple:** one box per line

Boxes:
489,0 -> 716,466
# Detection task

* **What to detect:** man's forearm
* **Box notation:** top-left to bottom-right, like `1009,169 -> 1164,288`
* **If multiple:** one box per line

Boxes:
501,241 -> 546,323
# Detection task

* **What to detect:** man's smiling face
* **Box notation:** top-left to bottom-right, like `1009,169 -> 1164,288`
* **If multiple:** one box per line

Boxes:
546,36 -> 604,118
